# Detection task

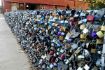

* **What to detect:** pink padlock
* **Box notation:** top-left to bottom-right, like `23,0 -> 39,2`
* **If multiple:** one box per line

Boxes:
49,50 -> 54,55
60,54 -> 65,60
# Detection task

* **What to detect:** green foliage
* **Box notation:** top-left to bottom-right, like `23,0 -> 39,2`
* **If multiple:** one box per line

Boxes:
95,1 -> 105,9
84,0 -> 105,9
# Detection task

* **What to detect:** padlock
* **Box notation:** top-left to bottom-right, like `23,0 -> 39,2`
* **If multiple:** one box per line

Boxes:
53,23 -> 58,27
91,48 -> 96,53
48,26 -> 51,30
65,32 -> 71,40
71,43 -> 78,50
77,55 -> 84,60
80,24 -> 86,30
96,31 -> 104,38
78,20 -> 82,24
57,31 -> 62,36
70,17 -> 74,21
60,15 -> 64,20
65,43 -> 71,49
96,39 -> 103,44
91,31 -> 97,38
80,34 -> 87,39
60,54 -> 65,60
83,28 -> 89,34
59,36 -> 64,41
101,25 -> 105,31
49,56 -> 56,63
49,50 -> 55,55
60,26 -> 65,31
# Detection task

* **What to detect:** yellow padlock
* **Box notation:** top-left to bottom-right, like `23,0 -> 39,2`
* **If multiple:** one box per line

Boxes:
101,26 -> 105,31
96,31 -> 104,38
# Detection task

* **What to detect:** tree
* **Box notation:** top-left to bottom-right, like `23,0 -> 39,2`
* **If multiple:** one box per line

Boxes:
84,0 -> 105,9
94,0 -> 105,9
95,1 -> 105,9
84,0 -> 96,9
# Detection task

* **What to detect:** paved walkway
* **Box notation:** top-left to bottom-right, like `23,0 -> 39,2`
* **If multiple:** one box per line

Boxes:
0,14 -> 31,70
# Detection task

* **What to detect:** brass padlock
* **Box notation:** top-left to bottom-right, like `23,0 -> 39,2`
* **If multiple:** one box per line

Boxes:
91,48 -> 96,53
80,34 -> 86,39
101,26 -> 105,31
52,23 -> 58,27
96,39 -> 103,44
60,26 -> 65,32
59,36 -> 64,41
60,15 -> 64,20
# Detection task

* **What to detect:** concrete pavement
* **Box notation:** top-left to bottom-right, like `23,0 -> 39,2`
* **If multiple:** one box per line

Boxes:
0,14 -> 31,70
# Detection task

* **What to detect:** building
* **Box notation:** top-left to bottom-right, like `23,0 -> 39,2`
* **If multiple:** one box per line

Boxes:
2,0 -> 89,12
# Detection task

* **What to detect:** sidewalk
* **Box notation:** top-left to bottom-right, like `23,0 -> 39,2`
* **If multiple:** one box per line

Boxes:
0,14 -> 31,70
